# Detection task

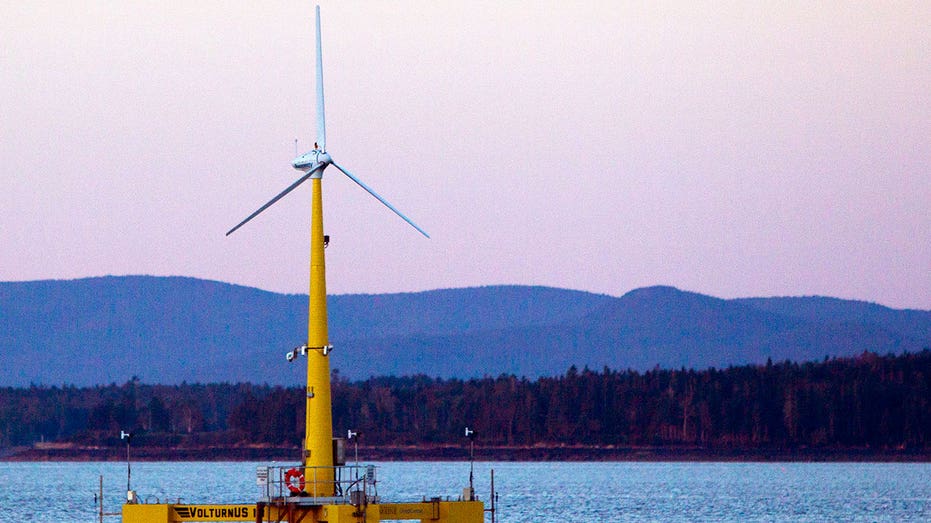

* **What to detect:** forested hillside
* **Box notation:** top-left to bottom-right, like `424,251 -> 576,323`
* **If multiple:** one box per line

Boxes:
3,351 -> 929,454
2,276 -> 928,385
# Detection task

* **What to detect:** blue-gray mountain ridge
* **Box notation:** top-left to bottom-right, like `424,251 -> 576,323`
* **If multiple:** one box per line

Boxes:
1,276 -> 928,386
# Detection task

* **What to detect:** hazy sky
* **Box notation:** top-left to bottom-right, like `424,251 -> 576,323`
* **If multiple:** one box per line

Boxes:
2,2 -> 928,309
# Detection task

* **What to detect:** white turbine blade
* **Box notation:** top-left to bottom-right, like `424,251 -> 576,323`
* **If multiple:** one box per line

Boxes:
226,170 -> 317,236
315,5 -> 326,151
331,161 -> 430,238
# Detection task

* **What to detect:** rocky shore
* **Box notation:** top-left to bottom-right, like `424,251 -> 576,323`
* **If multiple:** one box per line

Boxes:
5,443 -> 929,462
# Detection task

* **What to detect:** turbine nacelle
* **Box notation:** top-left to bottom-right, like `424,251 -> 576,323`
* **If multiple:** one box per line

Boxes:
292,150 -> 332,174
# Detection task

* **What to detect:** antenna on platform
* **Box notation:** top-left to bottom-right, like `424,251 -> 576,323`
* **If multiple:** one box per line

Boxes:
465,427 -> 475,499
120,430 -> 135,502
348,429 -> 359,466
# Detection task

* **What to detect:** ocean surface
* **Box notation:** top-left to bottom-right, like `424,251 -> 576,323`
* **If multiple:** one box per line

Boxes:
1,461 -> 929,522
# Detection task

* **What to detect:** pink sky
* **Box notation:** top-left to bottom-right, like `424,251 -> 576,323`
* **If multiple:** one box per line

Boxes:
1,2 -> 929,309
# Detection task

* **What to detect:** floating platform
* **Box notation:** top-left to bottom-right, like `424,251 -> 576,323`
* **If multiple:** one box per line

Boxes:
122,464 -> 488,522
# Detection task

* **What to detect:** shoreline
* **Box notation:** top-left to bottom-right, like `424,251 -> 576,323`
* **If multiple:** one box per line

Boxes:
4,444 -> 930,463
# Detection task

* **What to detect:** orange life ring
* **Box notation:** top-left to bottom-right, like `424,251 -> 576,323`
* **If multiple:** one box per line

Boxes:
284,468 -> 305,494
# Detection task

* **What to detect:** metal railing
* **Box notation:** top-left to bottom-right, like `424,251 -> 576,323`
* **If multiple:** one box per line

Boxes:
257,464 -> 378,506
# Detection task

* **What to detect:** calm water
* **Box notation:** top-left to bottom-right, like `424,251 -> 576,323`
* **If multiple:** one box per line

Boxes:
0,461 -> 929,522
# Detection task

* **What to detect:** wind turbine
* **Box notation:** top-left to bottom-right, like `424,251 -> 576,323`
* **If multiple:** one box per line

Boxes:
226,5 -> 428,497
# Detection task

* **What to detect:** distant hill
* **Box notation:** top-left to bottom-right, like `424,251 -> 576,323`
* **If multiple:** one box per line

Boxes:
0,276 -> 928,386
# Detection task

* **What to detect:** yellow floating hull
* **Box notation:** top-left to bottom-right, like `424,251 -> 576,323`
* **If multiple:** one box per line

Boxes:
123,500 -> 484,522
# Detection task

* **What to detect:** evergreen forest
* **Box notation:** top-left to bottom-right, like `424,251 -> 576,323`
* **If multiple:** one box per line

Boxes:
2,351 -> 929,454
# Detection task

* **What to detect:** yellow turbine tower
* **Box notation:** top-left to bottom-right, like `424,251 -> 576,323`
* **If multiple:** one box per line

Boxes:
225,5 -> 429,497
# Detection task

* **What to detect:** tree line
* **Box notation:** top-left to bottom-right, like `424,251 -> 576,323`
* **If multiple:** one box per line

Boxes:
1,350 -> 929,450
